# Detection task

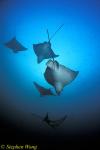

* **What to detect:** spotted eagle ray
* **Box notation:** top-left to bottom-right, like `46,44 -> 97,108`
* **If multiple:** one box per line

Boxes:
33,81 -> 55,97
4,37 -> 27,53
33,24 -> 64,63
44,60 -> 79,95
32,112 -> 67,128
33,41 -> 59,63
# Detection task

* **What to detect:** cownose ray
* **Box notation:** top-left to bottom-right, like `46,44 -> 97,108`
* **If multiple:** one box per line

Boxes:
4,37 -> 27,53
33,24 -> 64,63
33,81 -> 56,97
44,60 -> 79,95
32,112 -> 67,129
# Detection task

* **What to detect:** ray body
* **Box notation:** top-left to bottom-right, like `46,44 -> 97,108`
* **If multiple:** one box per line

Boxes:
33,82 -> 55,96
44,60 -> 79,95
5,37 -> 27,53
32,113 -> 67,128
33,41 -> 59,63
43,113 -> 67,128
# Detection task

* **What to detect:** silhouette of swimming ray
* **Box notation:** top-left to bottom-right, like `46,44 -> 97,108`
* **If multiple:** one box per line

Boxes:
33,42 -> 59,63
33,81 -> 56,96
44,60 -> 79,95
32,113 -> 67,128
5,37 -> 27,53
33,25 -> 64,63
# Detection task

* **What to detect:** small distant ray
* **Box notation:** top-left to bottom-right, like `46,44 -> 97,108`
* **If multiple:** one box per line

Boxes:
33,42 -> 59,63
4,37 -> 27,53
43,113 -> 67,128
33,81 -> 56,97
32,112 -> 67,129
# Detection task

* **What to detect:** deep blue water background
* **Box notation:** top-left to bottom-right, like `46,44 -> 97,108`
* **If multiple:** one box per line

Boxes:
0,0 -> 100,136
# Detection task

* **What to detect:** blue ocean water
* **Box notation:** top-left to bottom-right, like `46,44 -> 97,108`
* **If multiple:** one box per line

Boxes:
0,0 -> 100,135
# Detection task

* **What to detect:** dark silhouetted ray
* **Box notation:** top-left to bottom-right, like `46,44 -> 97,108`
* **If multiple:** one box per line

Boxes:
5,37 -> 27,53
33,41 -> 59,63
43,113 -> 67,128
33,82 -> 55,96
32,113 -> 67,129
33,25 -> 65,63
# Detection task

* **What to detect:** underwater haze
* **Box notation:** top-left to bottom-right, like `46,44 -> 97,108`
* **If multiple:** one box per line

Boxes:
0,0 -> 100,140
